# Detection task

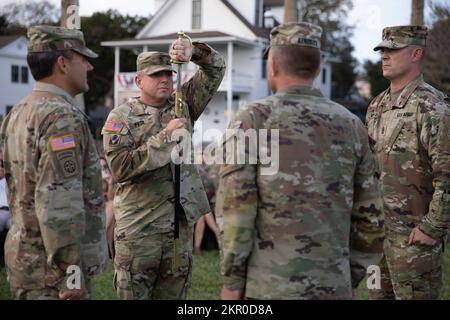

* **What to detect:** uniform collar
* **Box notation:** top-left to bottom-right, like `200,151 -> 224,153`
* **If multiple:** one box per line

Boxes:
131,97 -> 173,116
276,84 -> 324,98
33,82 -> 78,106
382,74 -> 424,111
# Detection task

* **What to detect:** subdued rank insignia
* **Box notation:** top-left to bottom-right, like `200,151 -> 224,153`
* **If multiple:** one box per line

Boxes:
104,121 -> 124,133
49,134 -> 76,152
109,135 -> 120,145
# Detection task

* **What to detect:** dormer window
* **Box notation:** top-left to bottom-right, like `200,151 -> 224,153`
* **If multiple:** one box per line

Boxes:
192,0 -> 202,30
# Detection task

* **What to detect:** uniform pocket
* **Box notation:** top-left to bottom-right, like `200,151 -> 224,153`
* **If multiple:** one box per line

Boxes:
395,268 -> 442,300
113,269 -> 134,300
113,241 -> 134,299
219,163 -> 244,178
384,120 -> 405,153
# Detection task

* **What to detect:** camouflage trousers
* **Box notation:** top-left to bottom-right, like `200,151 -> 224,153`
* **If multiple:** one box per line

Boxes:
369,230 -> 443,300
113,217 -> 193,300
11,280 -> 92,300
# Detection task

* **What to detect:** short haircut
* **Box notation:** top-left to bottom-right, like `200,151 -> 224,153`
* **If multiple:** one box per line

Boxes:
272,45 -> 321,79
408,45 -> 426,61
27,50 -> 75,81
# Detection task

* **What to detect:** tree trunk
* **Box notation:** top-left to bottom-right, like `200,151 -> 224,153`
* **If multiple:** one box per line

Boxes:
411,0 -> 424,25
284,0 -> 298,23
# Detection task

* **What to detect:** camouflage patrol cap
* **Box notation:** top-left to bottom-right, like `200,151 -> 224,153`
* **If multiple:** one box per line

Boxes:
136,52 -> 175,75
264,22 -> 322,59
27,25 -> 98,58
374,25 -> 428,51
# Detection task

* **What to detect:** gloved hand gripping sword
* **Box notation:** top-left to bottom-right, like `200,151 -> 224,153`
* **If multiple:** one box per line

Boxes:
171,31 -> 192,272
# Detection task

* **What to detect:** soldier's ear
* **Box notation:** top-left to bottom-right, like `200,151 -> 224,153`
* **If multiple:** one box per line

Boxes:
269,56 -> 279,77
135,74 -> 143,89
54,55 -> 69,75
413,46 -> 425,62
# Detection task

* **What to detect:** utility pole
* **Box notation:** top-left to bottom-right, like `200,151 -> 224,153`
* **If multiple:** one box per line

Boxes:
284,0 -> 298,23
411,0 -> 424,25
61,0 -> 85,110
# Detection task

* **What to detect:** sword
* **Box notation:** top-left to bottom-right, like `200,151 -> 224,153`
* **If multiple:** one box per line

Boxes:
171,31 -> 191,272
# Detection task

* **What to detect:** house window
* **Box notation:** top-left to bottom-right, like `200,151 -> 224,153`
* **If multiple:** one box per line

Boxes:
192,0 -> 202,30
322,68 -> 327,85
21,66 -> 29,84
11,65 -> 19,83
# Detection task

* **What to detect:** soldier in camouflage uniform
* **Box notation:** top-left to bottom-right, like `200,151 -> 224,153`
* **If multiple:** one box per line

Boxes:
0,26 -> 108,300
216,22 -> 385,300
102,39 -> 225,299
366,26 -> 450,300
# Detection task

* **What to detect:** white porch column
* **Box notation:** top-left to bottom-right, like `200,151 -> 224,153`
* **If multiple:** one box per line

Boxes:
114,46 -> 120,107
227,41 -> 233,119
143,45 -> 148,52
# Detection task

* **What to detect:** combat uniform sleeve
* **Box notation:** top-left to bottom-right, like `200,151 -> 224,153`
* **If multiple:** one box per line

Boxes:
80,127 -> 108,279
216,110 -> 257,291
102,111 -> 177,183
350,120 -> 385,288
418,101 -> 450,239
35,110 -> 90,290
182,42 -> 226,122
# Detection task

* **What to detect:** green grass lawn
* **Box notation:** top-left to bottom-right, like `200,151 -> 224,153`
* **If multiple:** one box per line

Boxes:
1,249 -> 449,300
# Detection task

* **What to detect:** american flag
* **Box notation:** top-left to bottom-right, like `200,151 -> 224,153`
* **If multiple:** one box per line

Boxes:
104,122 -> 123,133
49,135 -> 76,152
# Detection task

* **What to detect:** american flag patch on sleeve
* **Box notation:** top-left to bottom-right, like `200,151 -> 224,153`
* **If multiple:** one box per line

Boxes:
49,134 -> 76,152
103,121 -> 124,133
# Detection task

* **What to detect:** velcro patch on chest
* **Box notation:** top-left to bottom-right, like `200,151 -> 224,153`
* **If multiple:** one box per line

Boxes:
103,121 -> 124,133
134,120 -> 145,128
396,112 -> 414,118
49,134 -> 76,152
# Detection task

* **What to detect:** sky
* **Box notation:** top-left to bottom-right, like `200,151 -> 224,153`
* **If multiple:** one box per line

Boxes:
0,0 -> 444,65
348,0 -> 411,64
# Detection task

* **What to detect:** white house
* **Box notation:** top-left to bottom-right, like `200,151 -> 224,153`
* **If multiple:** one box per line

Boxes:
101,0 -> 333,143
0,36 -> 35,117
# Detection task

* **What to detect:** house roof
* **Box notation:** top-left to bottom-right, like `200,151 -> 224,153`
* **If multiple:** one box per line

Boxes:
220,0 -> 269,38
136,0 -> 270,40
0,35 -> 21,49
142,31 -> 233,40
102,30 -> 261,48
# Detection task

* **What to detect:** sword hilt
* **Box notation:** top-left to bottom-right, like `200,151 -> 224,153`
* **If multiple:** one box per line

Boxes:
171,31 -> 192,65
172,31 -> 192,118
